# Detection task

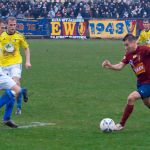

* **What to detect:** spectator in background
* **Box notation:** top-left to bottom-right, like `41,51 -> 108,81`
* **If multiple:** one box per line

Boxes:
70,10 -> 75,18
56,10 -> 62,17
17,11 -> 25,19
0,0 -> 149,19
48,8 -> 55,18
77,13 -> 83,19
24,10 -> 31,18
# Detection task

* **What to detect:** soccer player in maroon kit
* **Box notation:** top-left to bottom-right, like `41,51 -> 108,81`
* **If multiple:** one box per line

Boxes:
102,34 -> 150,131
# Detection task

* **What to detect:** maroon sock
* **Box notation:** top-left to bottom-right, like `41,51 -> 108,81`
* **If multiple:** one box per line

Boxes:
120,104 -> 134,127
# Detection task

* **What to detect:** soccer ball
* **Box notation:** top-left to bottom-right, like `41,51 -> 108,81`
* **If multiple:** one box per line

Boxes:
100,118 -> 115,133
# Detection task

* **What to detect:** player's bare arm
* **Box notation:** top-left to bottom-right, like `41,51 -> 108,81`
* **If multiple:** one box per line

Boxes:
102,60 -> 126,71
24,47 -> 32,69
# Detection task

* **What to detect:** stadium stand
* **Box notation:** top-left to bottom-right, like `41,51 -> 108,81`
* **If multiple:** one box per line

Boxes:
0,0 -> 149,19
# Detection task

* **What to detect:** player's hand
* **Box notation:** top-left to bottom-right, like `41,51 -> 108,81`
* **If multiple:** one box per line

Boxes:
25,62 -> 32,69
102,60 -> 111,69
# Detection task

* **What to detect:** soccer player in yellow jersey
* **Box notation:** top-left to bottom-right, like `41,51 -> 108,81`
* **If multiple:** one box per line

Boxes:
0,17 -> 32,115
138,19 -> 150,47
0,19 -> 24,128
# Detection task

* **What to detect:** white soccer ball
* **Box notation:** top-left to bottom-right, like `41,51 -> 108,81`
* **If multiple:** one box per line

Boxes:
100,118 -> 115,133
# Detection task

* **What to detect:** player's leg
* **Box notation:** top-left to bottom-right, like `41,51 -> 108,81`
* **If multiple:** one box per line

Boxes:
0,74 -> 21,128
0,90 -> 14,108
11,64 -> 28,115
3,85 -> 21,120
2,65 -> 22,113
3,85 -> 21,128
115,91 -> 141,131
120,91 -> 141,125
0,72 -> 17,108
143,98 -> 150,108
13,76 -> 22,114
12,76 -> 28,114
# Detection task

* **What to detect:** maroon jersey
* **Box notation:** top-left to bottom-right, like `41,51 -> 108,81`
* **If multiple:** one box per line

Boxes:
122,46 -> 150,84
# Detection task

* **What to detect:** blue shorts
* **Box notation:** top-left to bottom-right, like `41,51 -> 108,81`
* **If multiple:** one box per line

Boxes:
137,83 -> 150,99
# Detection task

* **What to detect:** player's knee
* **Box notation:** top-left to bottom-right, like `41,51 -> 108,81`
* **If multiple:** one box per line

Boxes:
127,95 -> 137,104
127,92 -> 140,105
11,85 -> 21,97
15,88 -> 21,96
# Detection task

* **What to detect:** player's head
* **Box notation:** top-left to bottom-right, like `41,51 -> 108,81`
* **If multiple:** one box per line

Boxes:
143,19 -> 149,31
0,19 -> 6,35
123,34 -> 137,53
6,17 -> 17,34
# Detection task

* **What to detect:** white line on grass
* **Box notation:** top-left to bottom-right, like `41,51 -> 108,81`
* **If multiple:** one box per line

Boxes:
18,122 -> 56,129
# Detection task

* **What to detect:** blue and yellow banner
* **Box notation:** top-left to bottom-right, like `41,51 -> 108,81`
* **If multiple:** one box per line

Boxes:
17,19 -> 48,35
89,20 -> 136,39
50,18 -> 87,39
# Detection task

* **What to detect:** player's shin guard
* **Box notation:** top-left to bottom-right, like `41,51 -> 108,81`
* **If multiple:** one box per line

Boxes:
0,90 -> 14,108
3,90 -> 16,121
120,104 -> 134,127
16,88 -> 27,109
16,91 -> 22,110
3,99 -> 15,121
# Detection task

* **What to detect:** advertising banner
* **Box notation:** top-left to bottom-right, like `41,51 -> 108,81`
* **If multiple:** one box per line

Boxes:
50,18 -> 87,39
17,19 -> 48,35
89,20 -> 136,39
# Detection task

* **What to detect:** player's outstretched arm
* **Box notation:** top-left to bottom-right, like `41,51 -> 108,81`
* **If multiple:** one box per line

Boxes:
24,47 -> 32,69
102,60 -> 126,71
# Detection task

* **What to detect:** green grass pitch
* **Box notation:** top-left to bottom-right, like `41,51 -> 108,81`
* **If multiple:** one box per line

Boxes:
0,39 -> 149,150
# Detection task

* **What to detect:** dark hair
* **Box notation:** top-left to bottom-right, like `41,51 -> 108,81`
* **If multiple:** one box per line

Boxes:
122,34 -> 137,42
6,17 -> 17,23
143,19 -> 149,23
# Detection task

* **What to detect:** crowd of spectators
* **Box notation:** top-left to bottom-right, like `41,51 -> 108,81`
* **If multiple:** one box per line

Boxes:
0,0 -> 149,19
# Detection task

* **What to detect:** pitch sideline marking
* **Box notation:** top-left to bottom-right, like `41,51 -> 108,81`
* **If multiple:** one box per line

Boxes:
18,122 -> 56,129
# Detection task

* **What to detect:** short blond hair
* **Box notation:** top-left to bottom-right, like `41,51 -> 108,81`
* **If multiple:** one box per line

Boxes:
6,17 -> 17,23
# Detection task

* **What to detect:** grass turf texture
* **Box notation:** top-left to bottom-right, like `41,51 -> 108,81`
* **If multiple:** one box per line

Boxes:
0,39 -> 149,150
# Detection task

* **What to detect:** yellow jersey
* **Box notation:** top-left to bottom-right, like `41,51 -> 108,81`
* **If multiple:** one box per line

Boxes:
0,31 -> 29,66
0,43 -> 2,66
138,29 -> 150,47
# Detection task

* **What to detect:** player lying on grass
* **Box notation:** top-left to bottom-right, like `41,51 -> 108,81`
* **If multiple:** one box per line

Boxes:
102,34 -> 150,131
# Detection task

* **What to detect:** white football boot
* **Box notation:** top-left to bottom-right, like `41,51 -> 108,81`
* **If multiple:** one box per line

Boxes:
114,123 -> 124,131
